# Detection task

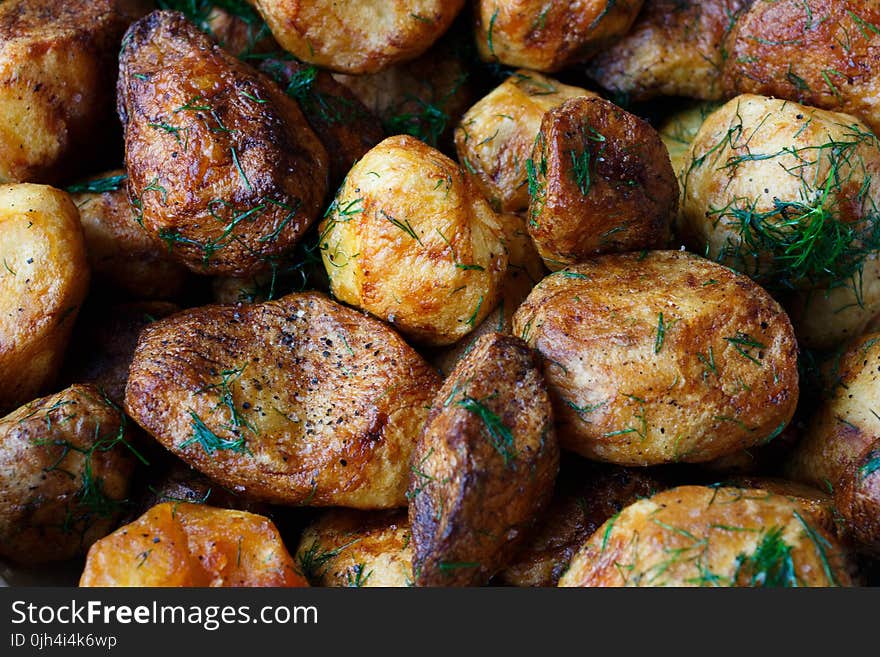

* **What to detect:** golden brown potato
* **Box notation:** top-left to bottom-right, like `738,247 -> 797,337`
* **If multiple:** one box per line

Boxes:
80,502 -> 307,586
409,332 -> 558,586
658,102 -> 721,180
211,273 -> 273,305
0,384 -> 139,565
474,0 -> 644,72
125,291 -> 441,508
587,0 -> 753,102
527,96 -> 676,268
296,510 -> 412,587
156,0 -> 278,57
500,462 -> 664,587
724,476 -> 837,536
512,251 -> 799,465
455,71 -> 595,213
0,0 -> 149,183
680,94 -> 880,291
118,10 -> 328,276
835,442 -> 880,555
319,135 -> 508,347
559,486 -> 854,587
69,170 -> 191,300
722,0 -> 880,135
251,0 -> 466,74
0,184 -> 89,412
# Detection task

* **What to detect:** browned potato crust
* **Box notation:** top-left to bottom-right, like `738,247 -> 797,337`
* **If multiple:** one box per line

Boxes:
455,71 -> 595,213
125,291 -> 441,508
722,0 -> 880,134
588,0 -> 753,102
835,443 -> 880,555
512,251 -> 799,465
409,332 -> 558,586
474,0 -> 644,72
724,476 -> 837,536
0,184 -> 89,412
528,96 -> 676,267
0,384 -> 138,565
319,135 -> 508,347
80,502 -> 307,586
559,486 -> 854,587
252,0 -> 466,74
296,510 -> 412,587
70,170 -> 191,300
118,10 -> 328,275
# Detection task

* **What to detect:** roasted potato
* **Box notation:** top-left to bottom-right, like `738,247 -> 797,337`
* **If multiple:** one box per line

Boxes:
723,476 -> 837,536
118,10 -> 328,276
0,384 -> 139,565
722,0 -> 880,135
455,71 -> 595,213
409,332 -> 558,586
69,170 -> 191,300
527,96 -> 676,268
658,102 -> 721,180
125,291 -> 441,508
0,0 -> 148,183
474,0 -> 644,72
587,0 -> 754,102
296,510 -> 412,587
559,486 -> 854,587
80,502 -> 307,586
319,135 -> 508,347
0,184 -> 89,412
251,0 -> 466,74
680,94 -> 880,290
835,442 -> 880,556
512,251 -> 799,465
157,0 -> 277,57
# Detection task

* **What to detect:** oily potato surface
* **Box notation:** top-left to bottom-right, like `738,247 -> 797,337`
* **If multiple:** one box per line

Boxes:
835,443 -> 880,555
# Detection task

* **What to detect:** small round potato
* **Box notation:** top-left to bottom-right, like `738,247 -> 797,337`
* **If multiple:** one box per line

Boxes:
251,0 -> 466,74
681,94 -> 880,290
512,251 -> 799,465
409,332 -> 559,586
528,96 -> 676,268
724,476 -> 838,537
0,384 -> 138,565
80,502 -> 307,587
296,510 -> 412,587
319,135 -> 508,347
0,184 -> 89,412
455,70 -> 595,213
658,102 -> 721,181
474,0 -> 644,72
559,486 -> 854,587
835,443 -> 880,556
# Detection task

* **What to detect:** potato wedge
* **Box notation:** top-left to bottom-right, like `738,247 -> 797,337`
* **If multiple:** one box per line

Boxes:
409,332 -> 558,586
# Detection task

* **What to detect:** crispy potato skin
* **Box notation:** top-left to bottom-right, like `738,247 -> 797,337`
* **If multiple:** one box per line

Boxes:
80,502 -> 307,587
125,291 -> 441,508
0,0 -> 148,183
512,251 -> 799,465
320,135 -> 508,347
680,95 -> 880,288
0,184 -> 89,411
725,476 -> 837,536
118,11 -> 328,276
455,71 -> 594,213
529,96 -> 676,267
252,0 -> 466,74
501,463 -> 663,587
70,170 -> 191,300
0,384 -> 137,565
296,510 -> 412,586
409,332 -> 558,586
722,1 -> 880,134
559,486 -> 853,587
835,443 -> 880,556
474,0 -> 643,72
588,0 -> 753,102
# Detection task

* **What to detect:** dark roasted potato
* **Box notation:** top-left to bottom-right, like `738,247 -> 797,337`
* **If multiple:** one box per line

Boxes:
528,96 -> 676,268
835,443 -> 880,556
474,0 -> 644,72
588,0 -> 754,102
80,502 -> 307,586
512,251 -> 799,465
125,291 -> 441,508
157,0 -> 278,57
118,11 -> 328,276
409,332 -> 558,586
559,486 -> 854,587
0,384 -> 139,565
